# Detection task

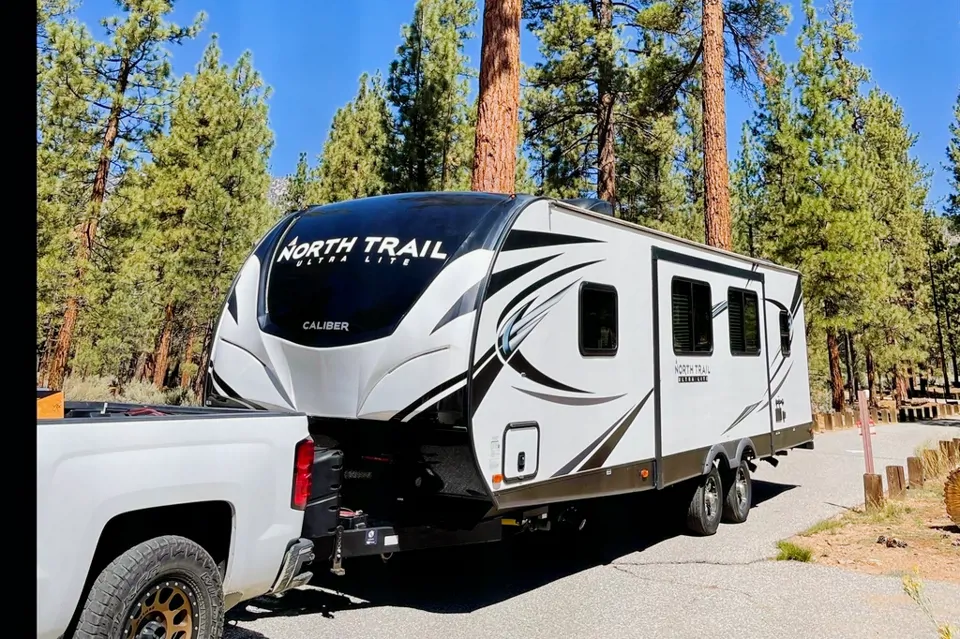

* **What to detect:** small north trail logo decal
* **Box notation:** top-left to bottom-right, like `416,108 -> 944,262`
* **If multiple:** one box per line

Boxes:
675,360 -> 710,383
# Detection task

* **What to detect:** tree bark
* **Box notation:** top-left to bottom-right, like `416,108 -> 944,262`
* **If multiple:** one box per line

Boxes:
944,305 -> 959,386
826,328 -> 844,412
45,58 -> 132,390
153,301 -> 176,389
595,0 -> 616,205
928,250 -> 953,399
133,351 -> 148,383
701,0 -> 732,250
180,325 -> 197,390
193,321 -> 214,398
865,347 -> 876,407
845,331 -> 859,404
893,365 -> 907,409
471,0 -> 521,194
38,323 -> 57,387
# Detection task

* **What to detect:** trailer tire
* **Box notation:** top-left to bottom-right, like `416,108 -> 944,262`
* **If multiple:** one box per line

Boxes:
685,464 -> 722,536
721,459 -> 752,524
73,534 -> 224,639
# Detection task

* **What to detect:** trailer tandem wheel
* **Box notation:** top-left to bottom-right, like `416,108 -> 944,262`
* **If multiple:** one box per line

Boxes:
720,459 -> 752,524
685,464 -> 723,536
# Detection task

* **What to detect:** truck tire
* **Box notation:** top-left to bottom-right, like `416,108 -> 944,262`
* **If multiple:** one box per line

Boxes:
73,534 -> 224,639
721,459 -> 752,524
685,464 -> 722,536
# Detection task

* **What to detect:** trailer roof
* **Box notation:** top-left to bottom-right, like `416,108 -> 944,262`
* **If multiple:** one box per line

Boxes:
548,198 -> 803,277
292,192 -> 800,277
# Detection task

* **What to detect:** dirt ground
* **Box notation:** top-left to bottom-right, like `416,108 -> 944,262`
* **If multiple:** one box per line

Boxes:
784,473 -> 960,584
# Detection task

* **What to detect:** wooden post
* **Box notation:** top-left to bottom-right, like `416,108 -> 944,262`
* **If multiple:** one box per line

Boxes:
858,391 -> 876,476
829,412 -> 842,431
885,465 -> 905,499
863,473 -> 884,510
907,456 -> 924,488
942,440 -> 957,465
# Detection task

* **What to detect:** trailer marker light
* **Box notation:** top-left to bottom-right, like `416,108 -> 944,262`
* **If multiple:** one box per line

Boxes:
292,437 -> 314,510
640,469 -> 649,479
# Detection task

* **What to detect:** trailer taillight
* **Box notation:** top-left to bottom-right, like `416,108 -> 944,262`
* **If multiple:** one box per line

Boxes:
291,437 -> 314,510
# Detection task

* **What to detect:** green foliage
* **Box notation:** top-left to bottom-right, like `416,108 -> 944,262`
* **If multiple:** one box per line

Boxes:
387,0 -> 477,192
774,540 -> 812,562
945,90 -> 960,223
520,0 -> 788,207
35,0 -> 956,402
37,0 -> 203,378
285,152 -> 313,211
734,0 -> 946,404
313,72 -> 393,203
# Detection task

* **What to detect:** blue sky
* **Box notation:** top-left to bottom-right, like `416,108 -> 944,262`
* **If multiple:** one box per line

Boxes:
74,0 -> 959,210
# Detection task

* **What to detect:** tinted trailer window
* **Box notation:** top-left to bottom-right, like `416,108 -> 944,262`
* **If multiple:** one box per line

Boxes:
264,193 -> 512,348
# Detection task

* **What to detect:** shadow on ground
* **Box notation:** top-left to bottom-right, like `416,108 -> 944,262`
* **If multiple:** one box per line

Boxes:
225,479 -> 796,633
925,417 -> 960,428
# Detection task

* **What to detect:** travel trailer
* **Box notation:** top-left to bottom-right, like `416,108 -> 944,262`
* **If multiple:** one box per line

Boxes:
204,191 -> 814,569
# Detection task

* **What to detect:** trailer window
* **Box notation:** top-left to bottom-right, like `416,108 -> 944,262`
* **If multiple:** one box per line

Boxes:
579,283 -> 618,356
779,310 -> 791,357
263,192 -> 512,347
671,278 -> 713,355
728,288 -> 761,356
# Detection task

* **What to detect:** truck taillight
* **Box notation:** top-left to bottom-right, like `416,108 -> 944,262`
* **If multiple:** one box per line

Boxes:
291,437 -> 314,510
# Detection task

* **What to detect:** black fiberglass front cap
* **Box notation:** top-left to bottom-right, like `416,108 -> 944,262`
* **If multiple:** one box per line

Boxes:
262,192 -> 516,348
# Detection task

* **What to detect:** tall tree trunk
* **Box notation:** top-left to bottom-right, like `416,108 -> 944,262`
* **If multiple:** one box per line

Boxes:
471,0 -> 521,194
595,0 -> 616,204
893,365 -> 907,409
701,0 -> 731,250
38,323 -> 57,387
928,249 -> 953,399
826,328 -> 844,412
153,301 -> 176,389
944,305 -> 959,386
193,321 -> 214,398
45,58 -> 132,390
844,331 -> 859,404
180,325 -> 198,390
865,347 -> 876,407
133,351 -> 148,382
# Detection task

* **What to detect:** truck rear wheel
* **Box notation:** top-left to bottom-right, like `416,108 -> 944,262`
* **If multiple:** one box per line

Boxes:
685,464 -> 722,536
73,534 -> 223,639
721,459 -> 752,524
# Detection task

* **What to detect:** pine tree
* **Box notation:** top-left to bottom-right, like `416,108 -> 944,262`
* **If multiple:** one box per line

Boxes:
37,1 -> 92,370
945,89 -> 960,224
731,122 -> 761,256
284,152 -> 313,211
139,38 -> 274,389
941,93 -> 960,385
613,0 -> 788,245
777,0 -> 884,411
387,0 -> 477,193
313,72 -> 393,203
856,88 -> 935,405
521,0 -> 629,202
41,0 -> 204,390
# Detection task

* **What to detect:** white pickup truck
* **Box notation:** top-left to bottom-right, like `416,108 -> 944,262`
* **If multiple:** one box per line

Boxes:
37,400 -> 319,639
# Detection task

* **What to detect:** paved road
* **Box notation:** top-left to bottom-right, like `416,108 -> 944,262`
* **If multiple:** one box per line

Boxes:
226,419 -> 960,639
